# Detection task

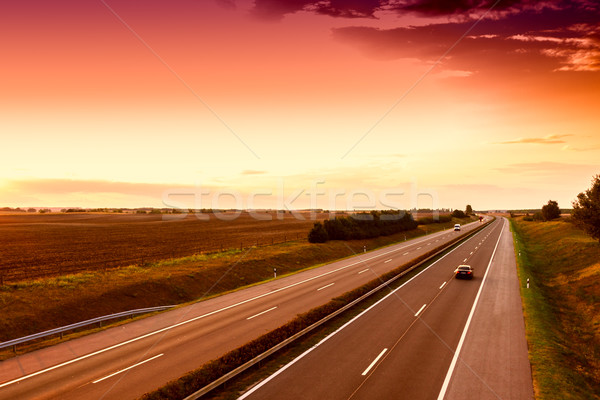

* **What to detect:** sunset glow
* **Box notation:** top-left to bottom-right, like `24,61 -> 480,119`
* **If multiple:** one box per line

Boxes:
2,0 -> 599,210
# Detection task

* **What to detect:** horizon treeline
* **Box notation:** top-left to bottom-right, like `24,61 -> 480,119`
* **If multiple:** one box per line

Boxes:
308,210 -> 419,243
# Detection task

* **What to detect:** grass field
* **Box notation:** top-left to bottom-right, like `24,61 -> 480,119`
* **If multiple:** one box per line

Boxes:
511,217 -> 600,399
0,216 -> 467,357
0,211 -> 331,282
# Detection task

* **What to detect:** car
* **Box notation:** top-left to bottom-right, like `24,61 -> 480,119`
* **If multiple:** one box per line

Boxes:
454,224 -> 461,231
454,265 -> 473,279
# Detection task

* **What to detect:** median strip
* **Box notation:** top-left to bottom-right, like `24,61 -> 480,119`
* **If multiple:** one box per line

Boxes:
141,219 -> 494,400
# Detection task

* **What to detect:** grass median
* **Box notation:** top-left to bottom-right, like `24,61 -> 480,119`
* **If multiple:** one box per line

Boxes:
510,217 -> 600,400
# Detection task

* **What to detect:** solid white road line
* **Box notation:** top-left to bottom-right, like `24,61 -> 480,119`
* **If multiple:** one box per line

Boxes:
362,348 -> 388,376
437,219 -> 505,400
317,283 -> 335,291
439,281 -> 446,289
92,354 -> 163,384
247,307 -> 278,320
238,222 -> 492,400
384,259 -> 392,263
414,304 -> 427,317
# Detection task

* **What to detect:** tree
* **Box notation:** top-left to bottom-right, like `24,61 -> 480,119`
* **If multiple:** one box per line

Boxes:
541,200 -> 561,221
452,209 -> 466,218
308,222 -> 329,243
572,175 -> 600,243
465,205 -> 473,215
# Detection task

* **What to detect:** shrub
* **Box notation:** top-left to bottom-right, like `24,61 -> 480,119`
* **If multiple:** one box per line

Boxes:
541,200 -> 561,221
572,174 -> 600,243
452,209 -> 466,218
308,222 -> 329,243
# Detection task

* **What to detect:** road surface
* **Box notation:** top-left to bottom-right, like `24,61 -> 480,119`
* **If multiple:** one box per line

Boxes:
0,220 -> 486,400
240,217 -> 533,400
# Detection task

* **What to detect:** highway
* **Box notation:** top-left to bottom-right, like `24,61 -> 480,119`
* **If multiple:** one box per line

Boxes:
0,219 -> 489,400
240,218 -> 533,400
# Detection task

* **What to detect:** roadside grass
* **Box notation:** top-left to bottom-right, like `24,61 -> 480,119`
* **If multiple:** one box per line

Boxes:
511,217 -> 600,400
0,217 -> 471,359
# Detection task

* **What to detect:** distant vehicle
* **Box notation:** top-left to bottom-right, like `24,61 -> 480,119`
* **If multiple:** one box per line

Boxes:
454,265 -> 473,279
454,224 -> 461,231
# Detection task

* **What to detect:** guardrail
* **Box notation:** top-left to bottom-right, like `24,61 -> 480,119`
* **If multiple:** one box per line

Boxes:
0,305 -> 176,352
181,218 -> 495,400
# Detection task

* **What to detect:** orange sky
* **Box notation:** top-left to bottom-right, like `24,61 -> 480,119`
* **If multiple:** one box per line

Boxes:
1,0 -> 599,210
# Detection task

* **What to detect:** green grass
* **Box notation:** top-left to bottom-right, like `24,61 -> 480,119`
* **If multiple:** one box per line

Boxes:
510,217 -> 600,400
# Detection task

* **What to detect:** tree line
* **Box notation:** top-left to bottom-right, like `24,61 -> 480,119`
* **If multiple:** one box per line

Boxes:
520,175 -> 600,243
308,210 -> 418,243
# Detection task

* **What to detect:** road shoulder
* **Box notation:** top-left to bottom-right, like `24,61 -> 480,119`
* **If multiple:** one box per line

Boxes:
443,218 -> 534,400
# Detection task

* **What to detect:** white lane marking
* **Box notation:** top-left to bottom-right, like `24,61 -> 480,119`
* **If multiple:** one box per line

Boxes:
427,243 -> 431,246
317,283 -> 335,291
0,230 -> 452,389
464,258 -> 468,262
362,348 -> 388,376
384,259 -> 392,263
470,252 -> 473,255
436,240 -> 439,242
93,354 -> 163,384
439,281 -> 446,289
437,219 -> 505,400
414,304 -> 427,317
403,252 -> 410,256
239,221 -> 494,400
247,307 -> 278,320
417,247 -> 422,250
358,269 -> 369,274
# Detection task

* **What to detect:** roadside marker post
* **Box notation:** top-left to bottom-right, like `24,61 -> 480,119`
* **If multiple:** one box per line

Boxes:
527,278 -> 529,289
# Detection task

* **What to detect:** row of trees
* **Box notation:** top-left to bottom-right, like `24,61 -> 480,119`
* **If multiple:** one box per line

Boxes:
573,175 -> 600,243
308,211 -> 418,243
523,175 -> 600,243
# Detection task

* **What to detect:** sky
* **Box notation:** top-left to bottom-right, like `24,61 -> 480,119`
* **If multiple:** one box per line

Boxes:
1,0 -> 599,211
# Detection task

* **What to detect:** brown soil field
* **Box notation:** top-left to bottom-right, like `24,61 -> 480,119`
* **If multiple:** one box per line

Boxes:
0,211 -> 331,282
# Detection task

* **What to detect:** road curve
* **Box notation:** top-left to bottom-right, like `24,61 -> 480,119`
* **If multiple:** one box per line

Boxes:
239,218 -> 533,400
0,219 -> 486,400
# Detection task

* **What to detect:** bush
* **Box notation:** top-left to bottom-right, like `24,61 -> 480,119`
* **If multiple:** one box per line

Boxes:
452,210 -> 466,218
308,222 -> 329,243
541,200 -> 561,221
417,215 -> 452,225
572,174 -> 600,243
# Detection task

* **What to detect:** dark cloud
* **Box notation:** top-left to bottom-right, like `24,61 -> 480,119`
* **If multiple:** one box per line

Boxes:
332,3 -> 600,73
251,0 -> 381,20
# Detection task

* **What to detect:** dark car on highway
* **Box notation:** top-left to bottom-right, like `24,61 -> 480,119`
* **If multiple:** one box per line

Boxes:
454,265 -> 473,279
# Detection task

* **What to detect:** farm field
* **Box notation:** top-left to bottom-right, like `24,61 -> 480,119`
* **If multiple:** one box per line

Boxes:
0,211 -> 330,282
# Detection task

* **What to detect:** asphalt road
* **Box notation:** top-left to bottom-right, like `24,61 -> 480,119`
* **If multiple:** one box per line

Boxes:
0,219 -> 488,400
240,217 -> 533,400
